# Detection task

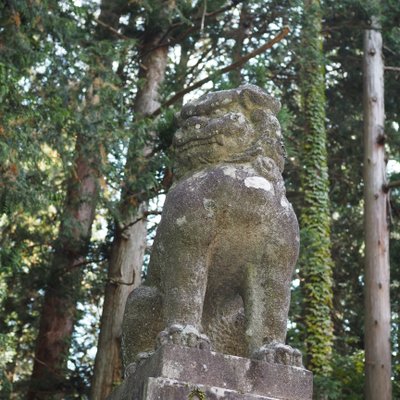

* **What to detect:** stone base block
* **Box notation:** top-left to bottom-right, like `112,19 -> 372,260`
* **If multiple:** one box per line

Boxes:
145,377 -> 284,399
109,345 -> 313,400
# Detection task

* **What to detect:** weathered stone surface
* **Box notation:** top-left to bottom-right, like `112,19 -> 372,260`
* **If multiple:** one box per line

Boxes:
108,345 -> 313,400
144,378 -> 278,400
122,85 -> 302,371
115,85 -> 311,400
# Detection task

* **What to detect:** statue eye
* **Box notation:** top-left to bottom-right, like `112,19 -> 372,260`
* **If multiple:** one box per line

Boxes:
227,113 -> 238,121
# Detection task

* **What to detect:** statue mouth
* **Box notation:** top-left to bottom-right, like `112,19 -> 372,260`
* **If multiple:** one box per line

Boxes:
174,132 -> 224,151
174,115 -> 226,151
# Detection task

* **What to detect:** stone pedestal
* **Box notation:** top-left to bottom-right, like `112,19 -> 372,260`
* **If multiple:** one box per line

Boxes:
109,345 -> 313,400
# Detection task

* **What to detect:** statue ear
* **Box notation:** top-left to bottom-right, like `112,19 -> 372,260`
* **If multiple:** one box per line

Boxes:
238,85 -> 281,115
239,87 -> 259,111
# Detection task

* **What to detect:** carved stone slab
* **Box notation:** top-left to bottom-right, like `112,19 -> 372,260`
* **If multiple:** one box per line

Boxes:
109,345 -> 312,400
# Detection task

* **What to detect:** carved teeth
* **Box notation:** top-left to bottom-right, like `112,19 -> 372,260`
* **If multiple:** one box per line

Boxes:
178,132 -> 224,151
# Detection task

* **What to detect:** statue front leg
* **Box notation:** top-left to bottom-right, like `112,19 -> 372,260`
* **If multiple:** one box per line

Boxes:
122,286 -> 163,375
157,248 -> 212,350
149,176 -> 218,350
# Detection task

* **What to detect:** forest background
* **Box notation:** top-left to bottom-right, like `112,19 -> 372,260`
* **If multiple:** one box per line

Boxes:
0,0 -> 399,399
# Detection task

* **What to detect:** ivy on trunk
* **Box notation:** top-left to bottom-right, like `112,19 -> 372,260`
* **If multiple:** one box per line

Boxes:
298,0 -> 334,379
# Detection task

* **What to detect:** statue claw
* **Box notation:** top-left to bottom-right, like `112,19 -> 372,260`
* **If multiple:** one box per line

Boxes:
253,341 -> 303,368
124,351 -> 154,377
156,324 -> 211,350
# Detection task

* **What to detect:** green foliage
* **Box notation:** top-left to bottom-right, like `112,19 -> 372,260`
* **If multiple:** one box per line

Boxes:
1,0 -> 399,397
156,108 -> 179,150
0,333 -> 14,397
390,181 -> 400,399
0,0 -> 137,396
313,351 -> 364,399
189,387 -> 207,400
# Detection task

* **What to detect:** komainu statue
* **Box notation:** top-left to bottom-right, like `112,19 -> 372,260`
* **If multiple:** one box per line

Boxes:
122,84 -> 302,375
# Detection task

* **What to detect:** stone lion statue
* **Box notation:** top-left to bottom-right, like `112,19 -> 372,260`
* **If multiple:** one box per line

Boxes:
122,84 -> 302,375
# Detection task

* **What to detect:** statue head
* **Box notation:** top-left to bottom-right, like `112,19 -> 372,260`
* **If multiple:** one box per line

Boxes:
173,84 -> 284,178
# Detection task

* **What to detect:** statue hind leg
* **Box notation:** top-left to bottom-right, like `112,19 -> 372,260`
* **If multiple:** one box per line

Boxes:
202,292 -> 247,357
243,255 -> 303,367
121,285 -> 163,375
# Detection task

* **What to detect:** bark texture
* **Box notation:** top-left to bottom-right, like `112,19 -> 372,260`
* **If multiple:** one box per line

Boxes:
91,18 -> 171,400
363,18 -> 392,400
28,134 -> 100,399
90,206 -> 147,400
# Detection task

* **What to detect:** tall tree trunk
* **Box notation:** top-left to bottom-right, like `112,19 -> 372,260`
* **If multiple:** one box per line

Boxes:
28,133 -> 100,399
91,18 -> 172,400
28,2 -> 120,397
298,0 -> 334,378
363,17 -> 392,400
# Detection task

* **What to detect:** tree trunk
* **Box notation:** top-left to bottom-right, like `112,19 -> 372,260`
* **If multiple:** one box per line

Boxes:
363,17 -> 392,400
28,2 -> 120,397
28,134 -> 100,399
299,0 -> 334,378
90,206 -> 147,399
229,4 -> 250,86
90,25 -> 171,400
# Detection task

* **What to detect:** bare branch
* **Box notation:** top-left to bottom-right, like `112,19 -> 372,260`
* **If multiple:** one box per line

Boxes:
142,1 -> 244,55
200,0 -> 207,32
152,26 -> 290,116
119,210 -> 163,233
384,66 -> 400,72
108,277 -> 135,286
383,180 -> 400,192
95,18 -> 130,40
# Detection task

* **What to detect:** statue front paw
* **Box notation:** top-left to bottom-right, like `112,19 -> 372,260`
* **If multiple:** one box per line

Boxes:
156,324 -> 211,350
253,341 -> 303,368
124,351 -> 154,377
